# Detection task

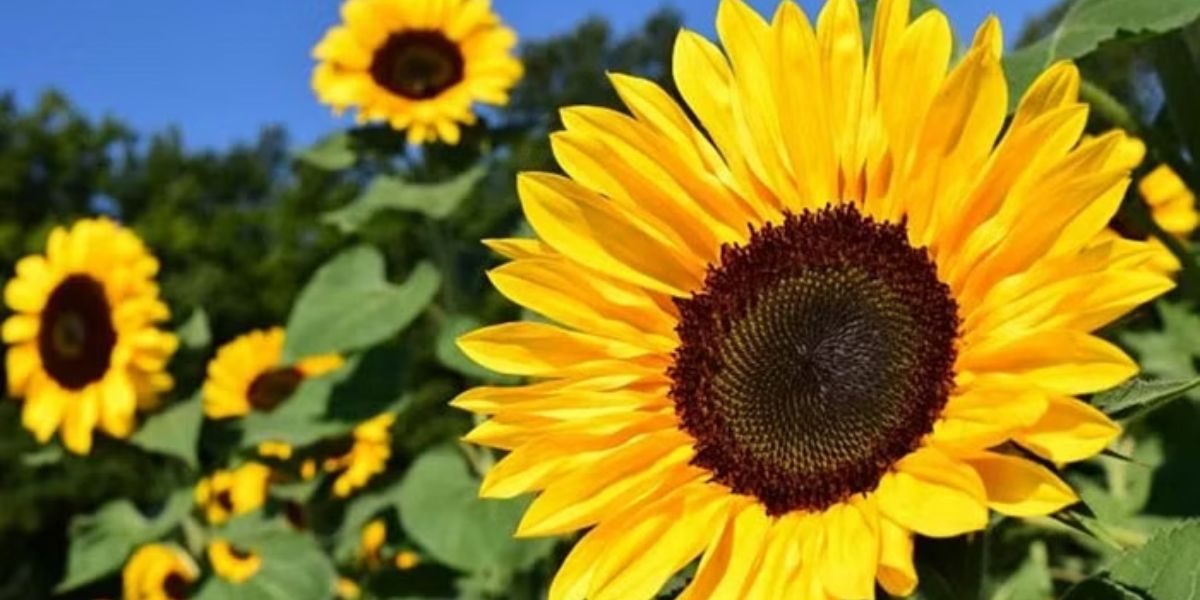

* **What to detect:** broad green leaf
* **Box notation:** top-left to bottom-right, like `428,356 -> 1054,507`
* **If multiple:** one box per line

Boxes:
323,164 -> 487,232
177,308 -> 211,350
1092,376 -> 1200,420
1123,302 -> 1200,394
1005,0 -> 1200,110
130,395 -> 204,468
283,246 -> 440,362
1107,520 -> 1200,599
56,489 -> 193,592
195,520 -> 336,600
296,132 -> 355,171
397,446 -> 556,574
1061,579 -> 1143,600
992,541 -> 1053,600
1153,32 -> 1200,183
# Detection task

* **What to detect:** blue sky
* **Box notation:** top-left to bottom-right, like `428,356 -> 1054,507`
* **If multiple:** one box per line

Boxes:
0,0 -> 1054,150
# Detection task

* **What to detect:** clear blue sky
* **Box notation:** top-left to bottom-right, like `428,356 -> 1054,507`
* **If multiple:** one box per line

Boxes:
0,0 -> 1053,150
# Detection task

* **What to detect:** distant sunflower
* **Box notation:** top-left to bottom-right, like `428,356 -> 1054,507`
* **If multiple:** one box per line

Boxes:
208,539 -> 262,584
312,0 -> 523,145
3,218 -> 177,454
122,544 -> 198,600
361,518 -> 387,568
195,462 -> 272,524
202,327 -> 342,420
453,0 -> 1175,597
1141,164 -> 1197,240
325,413 -> 395,497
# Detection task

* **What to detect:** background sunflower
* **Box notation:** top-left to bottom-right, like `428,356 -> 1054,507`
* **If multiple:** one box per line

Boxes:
3,0 -> 1200,599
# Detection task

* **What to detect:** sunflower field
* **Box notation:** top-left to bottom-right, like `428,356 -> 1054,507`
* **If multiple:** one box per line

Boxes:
4,0 -> 1200,598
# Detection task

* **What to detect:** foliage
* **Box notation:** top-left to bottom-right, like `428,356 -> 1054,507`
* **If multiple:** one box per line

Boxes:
2,1 -> 1200,599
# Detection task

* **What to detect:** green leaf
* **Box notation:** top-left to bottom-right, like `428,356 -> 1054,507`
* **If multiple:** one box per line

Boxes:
397,446 -> 556,574
296,132 -> 355,171
1123,302 -> 1200,391
130,395 -> 204,468
1062,579 -> 1144,600
992,541 -> 1053,600
1005,0 -> 1200,110
195,520 -> 336,600
177,308 -> 212,350
1152,32 -> 1200,182
283,246 -> 440,362
1106,520 -> 1200,599
56,489 -> 193,592
1092,376 -> 1200,420
323,164 -> 487,232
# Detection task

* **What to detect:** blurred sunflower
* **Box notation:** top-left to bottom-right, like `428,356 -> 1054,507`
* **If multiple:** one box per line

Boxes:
207,539 -> 262,584
453,0 -> 1176,597
1140,164 -> 1197,240
122,544 -> 198,600
325,412 -> 395,497
3,218 -> 177,454
195,462 -> 272,524
202,327 -> 343,421
312,0 -> 523,145
361,518 -> 387,568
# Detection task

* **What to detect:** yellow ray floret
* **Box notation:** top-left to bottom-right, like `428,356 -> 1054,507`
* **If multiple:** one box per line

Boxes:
3,217 -> 177,454
452,0 -> 1175,598
325,412 -> 396,497
194,462 -> 272,524
207,539 -> 262,584
312,0 -> 523,145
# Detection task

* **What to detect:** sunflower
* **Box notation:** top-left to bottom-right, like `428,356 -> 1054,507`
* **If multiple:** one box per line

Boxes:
202,327 -> 342,420
3,218 -> 177,454
122,544 -> 198,600
312,0 -> 523,145
1140,164 -> 1197,240
452,0 -> 1175,597
324,413 -> 395,497
207,539 -> 262,584
194,462 -> 272,524
361,518 -> 387,568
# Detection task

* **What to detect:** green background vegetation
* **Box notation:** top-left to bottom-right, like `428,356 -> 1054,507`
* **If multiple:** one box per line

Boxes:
3,1 -> 1200,598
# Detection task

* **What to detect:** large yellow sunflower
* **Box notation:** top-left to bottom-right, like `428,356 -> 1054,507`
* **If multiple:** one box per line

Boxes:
202,327 -> 342,420
122,544 -> 198,600
453,0 -> 1176,597
3,218 -> 177,454
312,0 -> 523,145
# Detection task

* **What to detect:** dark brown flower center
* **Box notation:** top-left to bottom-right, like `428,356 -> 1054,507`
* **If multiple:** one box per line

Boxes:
37,275 -> 117,390
670,204 -> 959,516
370,30 -> 465,100
162,572 -> 190,600
247,368 -> 303,412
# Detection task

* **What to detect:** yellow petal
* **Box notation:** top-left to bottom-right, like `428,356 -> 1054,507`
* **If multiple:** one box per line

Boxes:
1016,396 -> 1121,463
817,499 -> 879,599
678,500 -> 770,600
457,322 -> 655,377
6,343 -> 40,396
965,452 -> 1077,516
877,516 -> 917,597
22,384 -> 67,443
62,387 -> 100,454
958,330 -> 1136,396
876,447 -> 988,537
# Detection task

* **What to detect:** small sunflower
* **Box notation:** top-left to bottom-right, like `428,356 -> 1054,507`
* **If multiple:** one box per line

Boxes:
194,462 -> 272,524
325,413 -> 395,497
394,550 -> 420,571
312,0 -> 523,145
453,0 -> 1175,597
1141,164 -> 1197,240
3,218 -> 177,454
207,539 -> 262,584
202,327 -> 342,420
336,577 -> 363,600
122,544 -> 198,600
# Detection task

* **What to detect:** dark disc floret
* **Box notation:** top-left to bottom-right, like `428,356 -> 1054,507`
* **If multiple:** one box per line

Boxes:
37,275 -> 118,390
669,204 -> 960,516
370,30 -> 465,100
246,367 -> 303,412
